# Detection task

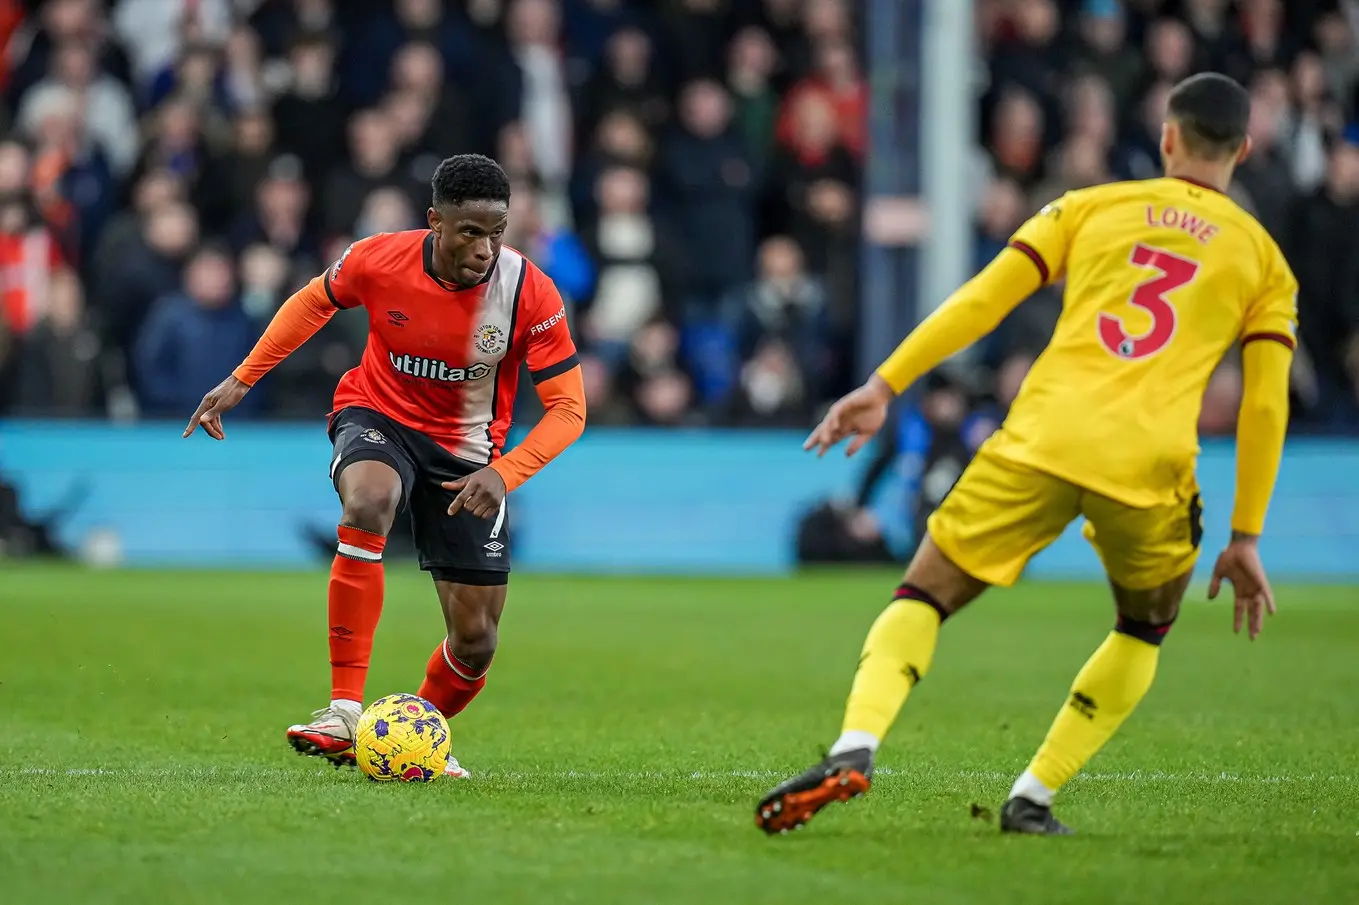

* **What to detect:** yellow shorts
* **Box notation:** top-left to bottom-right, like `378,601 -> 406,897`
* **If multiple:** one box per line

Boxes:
926,448 -> 1203,590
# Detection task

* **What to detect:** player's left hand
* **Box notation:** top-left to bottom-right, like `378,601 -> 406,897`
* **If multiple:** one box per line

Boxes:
444,468 -> 507,519
804,375 -> 895,458
1207,535 -> 1276,641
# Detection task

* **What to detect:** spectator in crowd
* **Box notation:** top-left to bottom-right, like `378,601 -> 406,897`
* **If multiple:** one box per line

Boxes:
0,182 -> 70,411
775,37 -> 867,161
321,107 -> 423,237
581,25 -> 670,139
657,79 -> 756,317
725,235 -> 834,404
7,0 -> 132,107
343,0 -> 475,108
94,199 -> 198,368
850,371 -> 1000,560
17,39 -> 138,179
726,26 -> 780,176
766,88 -> 858,309
580,165 -> 665,363
272,32 -> 347,186
134,242 -> 261,419
386,40 -> 479,162
1288,126 -> 1359,427
23,84 -> 115,262
989,87 -> 1047,186
571,108 -> 653,227
113,0 -> 231,95
1230,71 -> 1292,237
506,0 -> 575,203
1282,49 -> 1341,191
227,154 -> 319,271
1072,1 -> 1143,112
11,266 -> 98,415
504,179 -> 595,305
619,317 -> 695,426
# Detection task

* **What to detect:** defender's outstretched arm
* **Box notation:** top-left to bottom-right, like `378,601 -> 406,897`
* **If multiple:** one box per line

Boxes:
876,247 -> 1044,393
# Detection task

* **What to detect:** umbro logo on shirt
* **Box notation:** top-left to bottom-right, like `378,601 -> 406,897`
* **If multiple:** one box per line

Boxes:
388,310 -> 408,327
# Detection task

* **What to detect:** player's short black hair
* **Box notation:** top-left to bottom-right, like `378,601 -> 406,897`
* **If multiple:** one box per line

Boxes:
430,154 -> 511,209
1166,73 -> 1250,160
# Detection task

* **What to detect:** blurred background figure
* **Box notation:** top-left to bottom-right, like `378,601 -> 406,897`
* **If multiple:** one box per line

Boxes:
133,241 -> 261,419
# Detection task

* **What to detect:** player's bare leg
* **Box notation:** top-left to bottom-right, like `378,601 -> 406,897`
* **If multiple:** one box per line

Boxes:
757,536 -> 988,834
1003,570 -> 1191,835
287,460 -> 403,767
417,580 -> 507,779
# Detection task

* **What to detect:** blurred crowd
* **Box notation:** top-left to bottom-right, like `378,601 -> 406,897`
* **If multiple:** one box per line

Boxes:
974,0 -> 1359,434
0,0 -> 1357,437
0,0 -> 863,426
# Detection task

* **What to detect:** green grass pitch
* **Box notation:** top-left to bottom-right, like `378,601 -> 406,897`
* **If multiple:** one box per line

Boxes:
2,566 -> 1356,904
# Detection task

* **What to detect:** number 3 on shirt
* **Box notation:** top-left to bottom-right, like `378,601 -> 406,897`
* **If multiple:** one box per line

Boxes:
1099,243 -> 1200,360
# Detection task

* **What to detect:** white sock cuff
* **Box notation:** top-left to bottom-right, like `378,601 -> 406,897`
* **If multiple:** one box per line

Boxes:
1009,769 -> 1055,807
336,542 -> 382,562
829,730 -> 881,755
441,639 -> 487,681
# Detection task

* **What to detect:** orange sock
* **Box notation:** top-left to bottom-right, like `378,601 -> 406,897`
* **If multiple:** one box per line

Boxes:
329,525 -> 386,704
417,639 -> 490,717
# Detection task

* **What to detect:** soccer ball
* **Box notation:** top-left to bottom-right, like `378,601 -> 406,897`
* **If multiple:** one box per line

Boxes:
354,694 -> 451,782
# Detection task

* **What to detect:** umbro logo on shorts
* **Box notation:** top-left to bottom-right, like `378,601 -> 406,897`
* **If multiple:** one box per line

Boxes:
483,541 -> 505,557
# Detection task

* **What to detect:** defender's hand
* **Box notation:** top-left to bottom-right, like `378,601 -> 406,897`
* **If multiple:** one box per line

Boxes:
444,468 -> 507,519
1207,534 -> 1276,640
804,375 -> 894,458
184,376 -> 251,440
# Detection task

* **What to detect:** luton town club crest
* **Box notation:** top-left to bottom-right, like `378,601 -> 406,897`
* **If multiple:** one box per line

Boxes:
476,325 -> 506,355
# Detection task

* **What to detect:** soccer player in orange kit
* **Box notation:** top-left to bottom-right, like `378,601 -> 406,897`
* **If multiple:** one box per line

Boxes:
756,73 -> 1297,834
185,155 -> 586,778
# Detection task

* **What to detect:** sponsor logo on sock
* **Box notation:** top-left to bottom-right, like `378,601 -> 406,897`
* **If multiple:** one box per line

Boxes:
330,625 -> 353,642
902,664 -> 922,688
1068,691 -> 1098,720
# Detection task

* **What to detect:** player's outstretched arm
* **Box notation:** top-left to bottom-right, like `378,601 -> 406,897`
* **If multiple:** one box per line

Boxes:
805,248 -> 1042,457
1208,338 -> 1293,639
183,277 -> 338,440
875,247 -> 1043,396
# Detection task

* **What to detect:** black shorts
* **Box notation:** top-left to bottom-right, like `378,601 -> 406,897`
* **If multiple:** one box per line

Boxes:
328,406 -> 510,585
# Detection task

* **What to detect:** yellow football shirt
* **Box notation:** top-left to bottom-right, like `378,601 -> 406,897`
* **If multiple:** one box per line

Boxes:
985,176 -> 1298,509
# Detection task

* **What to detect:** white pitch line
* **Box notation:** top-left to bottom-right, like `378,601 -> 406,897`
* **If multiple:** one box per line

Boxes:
5,767 -> 1353,784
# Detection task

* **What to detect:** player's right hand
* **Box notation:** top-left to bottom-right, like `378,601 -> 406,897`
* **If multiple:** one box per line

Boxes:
1207,534 -> 1276,641
803,375 -> 894,458
183,376 -> 251,441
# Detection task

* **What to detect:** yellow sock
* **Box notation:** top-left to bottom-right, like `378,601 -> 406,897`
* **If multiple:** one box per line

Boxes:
1025,632 -> 1160,792
840,600 -> 942,741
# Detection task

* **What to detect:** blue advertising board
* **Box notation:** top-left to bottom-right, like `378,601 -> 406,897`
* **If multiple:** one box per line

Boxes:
1,420 -> 1356,580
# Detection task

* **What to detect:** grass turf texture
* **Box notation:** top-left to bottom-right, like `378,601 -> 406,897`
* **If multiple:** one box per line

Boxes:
1,567 -> 1355,904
